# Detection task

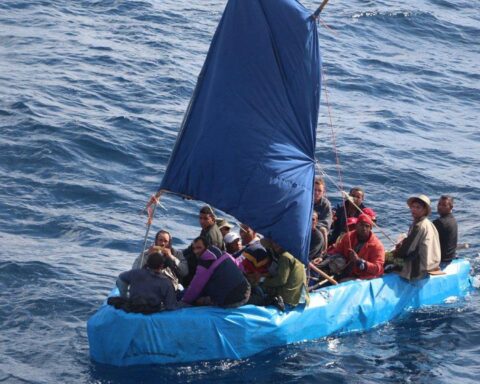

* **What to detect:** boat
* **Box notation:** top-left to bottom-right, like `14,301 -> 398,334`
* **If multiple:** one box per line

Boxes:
88,259 -> 472,366
87,0 -> 473,366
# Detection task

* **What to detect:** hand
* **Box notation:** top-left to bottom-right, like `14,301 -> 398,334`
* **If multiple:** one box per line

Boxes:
313,257 -> 323,266
162,247 -> 174,260
348,249 -> 360,263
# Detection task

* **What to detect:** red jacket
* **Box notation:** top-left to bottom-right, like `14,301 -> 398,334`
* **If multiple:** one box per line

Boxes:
333,230 -> 385,279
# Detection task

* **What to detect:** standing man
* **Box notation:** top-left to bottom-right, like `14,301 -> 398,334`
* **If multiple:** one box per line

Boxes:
313,177 -> 332,253
433,195 -> 458,263
183,205 -> 225,286
393,195 -> 441,281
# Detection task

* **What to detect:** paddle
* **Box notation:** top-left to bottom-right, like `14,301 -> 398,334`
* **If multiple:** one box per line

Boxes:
309,262 -> 338,285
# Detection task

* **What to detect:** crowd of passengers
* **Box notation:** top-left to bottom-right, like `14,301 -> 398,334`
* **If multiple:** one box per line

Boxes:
109,177 -> 459,314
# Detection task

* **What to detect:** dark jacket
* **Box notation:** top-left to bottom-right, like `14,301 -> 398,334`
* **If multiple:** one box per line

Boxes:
182,250 -> 249,307
117,268 -> 178,310
433,213 -> 458,262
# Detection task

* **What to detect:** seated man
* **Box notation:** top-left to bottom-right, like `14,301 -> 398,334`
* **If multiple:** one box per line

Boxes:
393,195 -> 441,280
330,187 -> 367,244
260,240 -> 309,308
309,211 -> 324,261
313,177 -> 333,252
224,232 -> 243,256
183,205 -> 225,286
132,230 -> 188,290
216,218 -> 233,238
331,213 -> 385,280
433,195 -> 458,263
181,237 -> 250,308
239,224 -> 271,284
112,252 -> 179,313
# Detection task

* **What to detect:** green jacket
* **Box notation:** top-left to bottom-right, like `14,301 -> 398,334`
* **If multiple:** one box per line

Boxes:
263,251 -> 309,306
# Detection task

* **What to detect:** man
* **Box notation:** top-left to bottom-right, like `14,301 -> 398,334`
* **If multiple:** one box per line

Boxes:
132,230 -> 188,290
331,213 -> 385,280
309,211 -> 324,261
181,237 -> 250,308
393,195 -> 441,281
183,205 -> 225,286
112,252 -> 179,313
330,187 -> 366,244
261,240 -> 309,308
313,177 -> 332,253
224,232 -> 242,255
239,224 -> 271,284
216,218 -> 233,238
433,195 -> 458,263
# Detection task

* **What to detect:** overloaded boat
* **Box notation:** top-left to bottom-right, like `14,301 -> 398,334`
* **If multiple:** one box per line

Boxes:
87,0 -> 473,366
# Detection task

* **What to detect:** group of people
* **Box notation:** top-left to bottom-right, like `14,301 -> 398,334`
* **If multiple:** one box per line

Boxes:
310,178 -> 458,283
110,177 -> 458,314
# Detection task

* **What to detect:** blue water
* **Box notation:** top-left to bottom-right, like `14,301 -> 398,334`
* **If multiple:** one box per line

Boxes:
1,0 -> 479,382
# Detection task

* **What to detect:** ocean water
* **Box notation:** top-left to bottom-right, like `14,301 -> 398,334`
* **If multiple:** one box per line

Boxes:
1,0 -> 479,383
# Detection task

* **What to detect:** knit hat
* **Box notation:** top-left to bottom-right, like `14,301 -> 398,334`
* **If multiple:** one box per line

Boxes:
357,213 -> 373,226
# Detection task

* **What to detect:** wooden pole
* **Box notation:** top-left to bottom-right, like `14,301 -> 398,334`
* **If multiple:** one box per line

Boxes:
309,262 -> 338,285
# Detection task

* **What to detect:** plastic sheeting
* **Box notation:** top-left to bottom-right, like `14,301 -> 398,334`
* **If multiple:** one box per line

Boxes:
87,259 -> 472,366
159,0 -> 321,262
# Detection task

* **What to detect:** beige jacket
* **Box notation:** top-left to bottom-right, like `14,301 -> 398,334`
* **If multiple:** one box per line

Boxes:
397,217 -> 441,281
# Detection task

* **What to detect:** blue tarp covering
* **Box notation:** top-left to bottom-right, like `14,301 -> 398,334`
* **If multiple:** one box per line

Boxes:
159,0 -> 321,262
88,259 -> 472,366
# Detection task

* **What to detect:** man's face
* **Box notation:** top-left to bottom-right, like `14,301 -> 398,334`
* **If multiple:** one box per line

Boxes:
410,201 -> 427,220
199,213 -> 215,230
220,227 -> 230,237
356,221 -> 372,240
350,190 -> 364,206
226,239 -> 242,253
312,213 -> 318,230
314,184 -> 325,203
437,199 -> 452,216
240,225 -> 254,244
192,240 -> 207,257
155,233 -> 170,248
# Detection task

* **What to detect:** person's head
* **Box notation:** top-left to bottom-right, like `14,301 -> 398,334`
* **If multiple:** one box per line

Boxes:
437,195 -> 454,216
216,219 -> 233,237
362,208 -> 377,223
407,195 -> 431,220
349,187 -> 364,206
312,211 -> 319,230
146,252 -> 167,271
346,217 -> 358,231
224,232 -> 242,254
355,214 -> 373,241
192,236 -> 208,257
199,206 -> 216,230
239,223 -> 256,244
154,230 -> 172,248
314,177 -> 326,203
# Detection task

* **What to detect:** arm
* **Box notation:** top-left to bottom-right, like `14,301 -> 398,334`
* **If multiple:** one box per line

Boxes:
317,199 -> 333,231
164,248 -> 188,278
181,266 -> 210,304
162,281 -> 179,311
117,270 -> 133,297
363,243 -> 385,276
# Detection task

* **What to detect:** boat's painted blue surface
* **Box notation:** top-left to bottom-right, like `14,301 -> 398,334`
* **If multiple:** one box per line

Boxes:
87,259 -> 472,366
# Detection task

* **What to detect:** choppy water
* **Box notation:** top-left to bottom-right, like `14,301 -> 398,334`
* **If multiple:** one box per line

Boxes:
1,0 -> 479,383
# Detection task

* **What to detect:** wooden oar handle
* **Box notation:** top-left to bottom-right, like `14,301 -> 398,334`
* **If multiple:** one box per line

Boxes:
309,262 -> 338,285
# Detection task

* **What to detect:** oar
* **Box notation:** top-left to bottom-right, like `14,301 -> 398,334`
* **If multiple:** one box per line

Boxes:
309,262 -> 338,285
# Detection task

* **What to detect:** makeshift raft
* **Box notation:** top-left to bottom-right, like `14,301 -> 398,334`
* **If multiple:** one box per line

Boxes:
87,258 -> 472,366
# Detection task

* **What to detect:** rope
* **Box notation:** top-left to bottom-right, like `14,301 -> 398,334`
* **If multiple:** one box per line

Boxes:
320,66 -> 352,250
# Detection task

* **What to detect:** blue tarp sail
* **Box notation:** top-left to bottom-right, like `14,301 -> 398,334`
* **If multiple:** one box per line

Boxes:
88,260 -> 473,366
159,0 -> 321,262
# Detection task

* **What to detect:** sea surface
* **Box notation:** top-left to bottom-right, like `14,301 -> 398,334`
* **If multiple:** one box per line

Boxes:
0,0 -> 479,383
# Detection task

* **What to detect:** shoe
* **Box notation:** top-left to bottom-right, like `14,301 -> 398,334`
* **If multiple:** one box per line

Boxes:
272,295 -> 285,312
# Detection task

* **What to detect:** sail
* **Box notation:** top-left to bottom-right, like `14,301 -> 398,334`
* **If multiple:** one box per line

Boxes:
160,0 -> 321,262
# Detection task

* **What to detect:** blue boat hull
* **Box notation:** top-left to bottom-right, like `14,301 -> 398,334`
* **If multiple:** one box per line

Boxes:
87,259 -> 472,366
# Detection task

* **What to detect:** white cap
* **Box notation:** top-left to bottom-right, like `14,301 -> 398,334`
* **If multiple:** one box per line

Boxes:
224,232 -> 240,244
